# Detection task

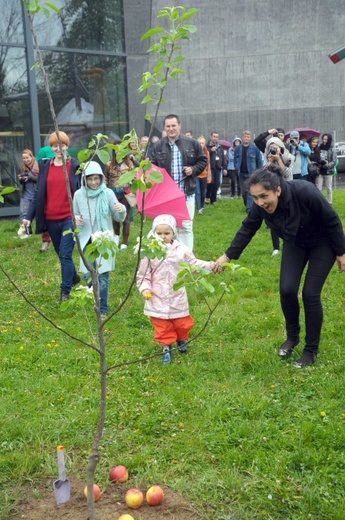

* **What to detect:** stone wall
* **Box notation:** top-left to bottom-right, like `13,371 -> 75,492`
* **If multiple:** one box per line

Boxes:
125,0 -> 345,142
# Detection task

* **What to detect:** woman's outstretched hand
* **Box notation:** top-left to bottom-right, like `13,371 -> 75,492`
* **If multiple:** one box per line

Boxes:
213,254 -> 230,273
336,254 -> 345,272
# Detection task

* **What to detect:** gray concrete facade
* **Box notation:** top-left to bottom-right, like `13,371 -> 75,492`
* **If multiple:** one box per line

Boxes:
124,0 -> 345,142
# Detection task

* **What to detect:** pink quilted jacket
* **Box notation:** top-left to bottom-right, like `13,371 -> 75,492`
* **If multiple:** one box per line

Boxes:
136,240 -> 214,319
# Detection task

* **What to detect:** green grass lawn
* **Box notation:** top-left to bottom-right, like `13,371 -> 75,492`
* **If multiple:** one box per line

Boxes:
1,190 -> 345,519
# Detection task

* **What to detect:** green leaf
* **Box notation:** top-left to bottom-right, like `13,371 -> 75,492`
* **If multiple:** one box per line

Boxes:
117,171 -> 136,186
171,9 -> 179,21
171,55 -> 186,64
199,278 -> 215,293
60,300 -> 71,311
131,179 -> 139,193
147,43 -> 161,53
0,186 -> 16,195
180,8 -> 198,22
148,170 -> 164,183
77,149 -> 92,162
44,2 -> 61,13
141,27 -> 165,41
181,24 -> 198,33
144,114 -> 152,122
141,95 -> 154,104
42,6 -> 50,17
96,149 -> 111,164
142,160 -> 152,171
173,280 -> 185,291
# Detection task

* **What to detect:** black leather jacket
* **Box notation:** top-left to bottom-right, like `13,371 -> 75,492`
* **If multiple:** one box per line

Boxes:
149,135 -> 207,196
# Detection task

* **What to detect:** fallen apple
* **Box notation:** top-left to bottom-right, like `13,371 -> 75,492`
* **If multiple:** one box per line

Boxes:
118,515 -> 135,520
146,484 -> 164,506
109,465 -> 129,483
83,484 -> 101,501
125,487 -> 144,509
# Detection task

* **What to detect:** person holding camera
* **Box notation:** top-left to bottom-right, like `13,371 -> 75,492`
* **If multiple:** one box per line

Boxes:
289,130 -> 311,179
206,131 -> 227,204
263,137 -> 294,255
254,127 -> 286,153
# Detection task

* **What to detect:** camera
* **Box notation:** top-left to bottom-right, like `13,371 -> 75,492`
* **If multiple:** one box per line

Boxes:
269,146 -> 278,155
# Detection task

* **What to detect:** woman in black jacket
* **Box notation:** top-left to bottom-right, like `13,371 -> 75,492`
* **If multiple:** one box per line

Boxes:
215,165 -> 345,368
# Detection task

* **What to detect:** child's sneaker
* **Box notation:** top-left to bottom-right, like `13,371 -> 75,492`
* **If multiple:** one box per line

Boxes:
162,346 -> 173,364
177,340 -> 188,353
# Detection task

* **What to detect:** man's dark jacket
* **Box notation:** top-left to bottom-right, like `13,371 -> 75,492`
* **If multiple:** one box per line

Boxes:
206,140 -> 227,171
149,135 -> 207,196
26,157 -> 81,233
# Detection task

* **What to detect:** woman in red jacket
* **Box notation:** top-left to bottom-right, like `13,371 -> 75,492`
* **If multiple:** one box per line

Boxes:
24,131 -> 81,303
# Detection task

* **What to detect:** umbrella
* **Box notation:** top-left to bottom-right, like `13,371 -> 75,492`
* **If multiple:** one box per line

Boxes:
285,128 -> 321,140
218,139 -> 232,150
136,165 -> 191,228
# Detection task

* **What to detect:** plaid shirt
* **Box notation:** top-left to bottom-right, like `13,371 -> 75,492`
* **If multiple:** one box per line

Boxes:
169,141 -> 194,199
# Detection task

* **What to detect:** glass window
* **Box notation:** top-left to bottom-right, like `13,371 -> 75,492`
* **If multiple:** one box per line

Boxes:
0,47 -> 32,213
33,0 -> 125,54
0,1 -> 24,45
37,51 -> 128,154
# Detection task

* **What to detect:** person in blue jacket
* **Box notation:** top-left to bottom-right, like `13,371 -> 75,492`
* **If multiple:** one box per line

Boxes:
289,130 -> 311,180
234,130 -> 263,212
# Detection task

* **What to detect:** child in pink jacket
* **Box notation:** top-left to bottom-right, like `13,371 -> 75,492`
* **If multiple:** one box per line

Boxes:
136,214 -> 215,364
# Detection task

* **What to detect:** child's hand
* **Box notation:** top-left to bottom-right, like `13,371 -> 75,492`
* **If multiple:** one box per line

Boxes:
75,214 -> 83,226
114,202 -> 125,212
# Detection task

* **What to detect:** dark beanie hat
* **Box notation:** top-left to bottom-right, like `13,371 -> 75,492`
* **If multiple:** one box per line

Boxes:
276,128 -> 285,134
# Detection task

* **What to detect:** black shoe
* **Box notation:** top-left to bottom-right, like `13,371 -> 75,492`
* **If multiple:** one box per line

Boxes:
72,273 -> 81,286
177,340 -> 188,353
60,291 -> 70,303
293,351 -> 317,369
278,337 -> 300,358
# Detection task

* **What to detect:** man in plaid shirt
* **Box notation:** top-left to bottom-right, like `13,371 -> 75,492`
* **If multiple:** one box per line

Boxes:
149,114 -> 207,250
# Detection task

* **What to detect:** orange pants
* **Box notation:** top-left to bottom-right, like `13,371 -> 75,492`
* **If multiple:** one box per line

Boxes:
151,315 -> 195,346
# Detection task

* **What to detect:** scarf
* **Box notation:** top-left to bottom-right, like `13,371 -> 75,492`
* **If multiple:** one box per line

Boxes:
83,183 -> 109,231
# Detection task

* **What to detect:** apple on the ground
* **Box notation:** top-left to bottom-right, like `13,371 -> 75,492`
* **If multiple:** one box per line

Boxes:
146,484 -> 164,506
83,484 -> 101,501
118,515 -> 135,520
125,487 -> 144,509
109,465 -> 129,483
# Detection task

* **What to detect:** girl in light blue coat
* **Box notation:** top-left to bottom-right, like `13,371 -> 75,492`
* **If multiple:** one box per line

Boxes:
73,161 -> 126,317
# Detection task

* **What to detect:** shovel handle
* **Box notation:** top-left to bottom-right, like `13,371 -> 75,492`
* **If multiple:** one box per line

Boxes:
57,445 -> 67,480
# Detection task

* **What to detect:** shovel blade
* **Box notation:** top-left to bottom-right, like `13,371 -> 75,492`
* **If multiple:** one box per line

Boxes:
54,446 -> 71,504
53,477 -> 71,504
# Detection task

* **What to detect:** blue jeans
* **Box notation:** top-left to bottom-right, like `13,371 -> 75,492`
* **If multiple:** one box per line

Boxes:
46,218 -> 78,293
239,172 -> 253,211
195,177 -> 207,210
206,168 -> 221,204
85,271 -> 110,314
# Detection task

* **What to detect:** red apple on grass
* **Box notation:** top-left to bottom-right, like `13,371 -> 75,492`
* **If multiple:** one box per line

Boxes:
118,515 -> 135,520
146,484 -> 164,506
125,487 -> 144,509
109,465 -> 129,483
83,484 -> 101,501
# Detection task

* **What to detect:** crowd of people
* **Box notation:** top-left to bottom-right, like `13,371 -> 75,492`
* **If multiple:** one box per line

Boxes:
16,120 -> 345,368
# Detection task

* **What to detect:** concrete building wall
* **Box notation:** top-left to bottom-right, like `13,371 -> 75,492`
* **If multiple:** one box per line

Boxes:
125,0 -> 345,141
